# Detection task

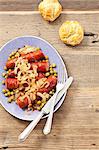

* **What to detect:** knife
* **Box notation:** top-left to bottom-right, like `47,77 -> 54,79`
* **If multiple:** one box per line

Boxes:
18,76 -> 73,142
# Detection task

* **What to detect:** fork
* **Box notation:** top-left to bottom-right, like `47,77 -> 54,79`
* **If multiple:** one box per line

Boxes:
43,65 -> 65,135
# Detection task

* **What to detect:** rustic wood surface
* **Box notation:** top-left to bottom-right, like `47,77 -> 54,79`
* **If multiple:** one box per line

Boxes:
0,0 -> 99,11
1,9 -> 99,150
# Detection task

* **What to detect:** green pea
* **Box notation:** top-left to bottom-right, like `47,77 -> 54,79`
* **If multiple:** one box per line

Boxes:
11,52 -> 15,56
11,56 -> 15,59
9,54 -> 12,57
7,91 -> 11,96
40,103 -> 44,109
50,67 -> 53,71
42,102 -> 45,106
2,89 -> 6,93
4,66 -> 7,70
8,69 -> 11,73
6,89 -> 9,92
36,47 -> 40,50
53,70 -> 57,74
6,71 -> 9,74
52,89 -> 55,92
2,80 -> 5,85
54,73 -> 57,77
45,55 -> 48,59
2,72 -> 6,77
8,57 -> 11,60
5,93 -> 8,97
49,91 -> 53,95
9,69 -> 11,72
45,72 -> 50,77
50,70 -> 54,74
10,91 -> 14,95
52,63 -> 56,68
4,75 -> 7,78
15,53 -> 19,57
52,91 -> 55,95
37,101 -> 41,105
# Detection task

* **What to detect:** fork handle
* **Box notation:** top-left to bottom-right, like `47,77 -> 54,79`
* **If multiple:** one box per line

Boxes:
18,110 -> 44,142
43,77 -> 73,135
43,92 -> 58,135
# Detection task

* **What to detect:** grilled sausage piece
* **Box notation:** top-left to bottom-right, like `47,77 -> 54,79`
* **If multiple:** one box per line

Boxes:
5,78 -> 19,90
6,59 -> 16,69
31,62 -> 49,72
17,97 -> 29,108
6,50 -> 45,69
38,75 -> 57,93
36,73 -> 45,80
24,50 -> 45,62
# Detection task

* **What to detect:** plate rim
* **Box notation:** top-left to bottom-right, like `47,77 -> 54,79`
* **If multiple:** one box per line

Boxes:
0,35 -> 68,121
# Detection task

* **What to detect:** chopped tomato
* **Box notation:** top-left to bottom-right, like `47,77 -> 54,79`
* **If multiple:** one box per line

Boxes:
5,78 -> 19,90
17,97 -> 29,108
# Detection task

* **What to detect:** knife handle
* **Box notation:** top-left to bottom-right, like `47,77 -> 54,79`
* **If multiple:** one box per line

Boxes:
43,92 -> 58,135
18,111 -> 44,142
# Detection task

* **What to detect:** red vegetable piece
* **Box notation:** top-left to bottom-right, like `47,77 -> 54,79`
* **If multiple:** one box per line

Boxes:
5,78 -> 19,90
17,97 -> 29,108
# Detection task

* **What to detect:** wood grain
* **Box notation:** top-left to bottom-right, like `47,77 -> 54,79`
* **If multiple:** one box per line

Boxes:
0,11 -> 99,150
0,0 -> 99,11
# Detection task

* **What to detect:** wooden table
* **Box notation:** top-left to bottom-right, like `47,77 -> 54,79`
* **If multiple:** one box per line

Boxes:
1,1 -> 99,150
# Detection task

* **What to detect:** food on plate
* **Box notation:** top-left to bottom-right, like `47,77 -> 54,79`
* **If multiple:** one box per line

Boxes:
38,0 -> 62,22
59,21 -> 84,46
2,45 -> 57,111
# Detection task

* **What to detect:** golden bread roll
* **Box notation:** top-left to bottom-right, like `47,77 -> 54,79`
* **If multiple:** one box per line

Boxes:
59,21 -> 84,46
39,0 -> 62,22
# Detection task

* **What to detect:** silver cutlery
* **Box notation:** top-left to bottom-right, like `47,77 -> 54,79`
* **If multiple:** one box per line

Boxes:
43,76 -> 73,135
18,76 -> 73,142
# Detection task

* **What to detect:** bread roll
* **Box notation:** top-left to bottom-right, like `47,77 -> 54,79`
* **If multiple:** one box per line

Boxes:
59,21 -> 84,46
39,0 -> 62,22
